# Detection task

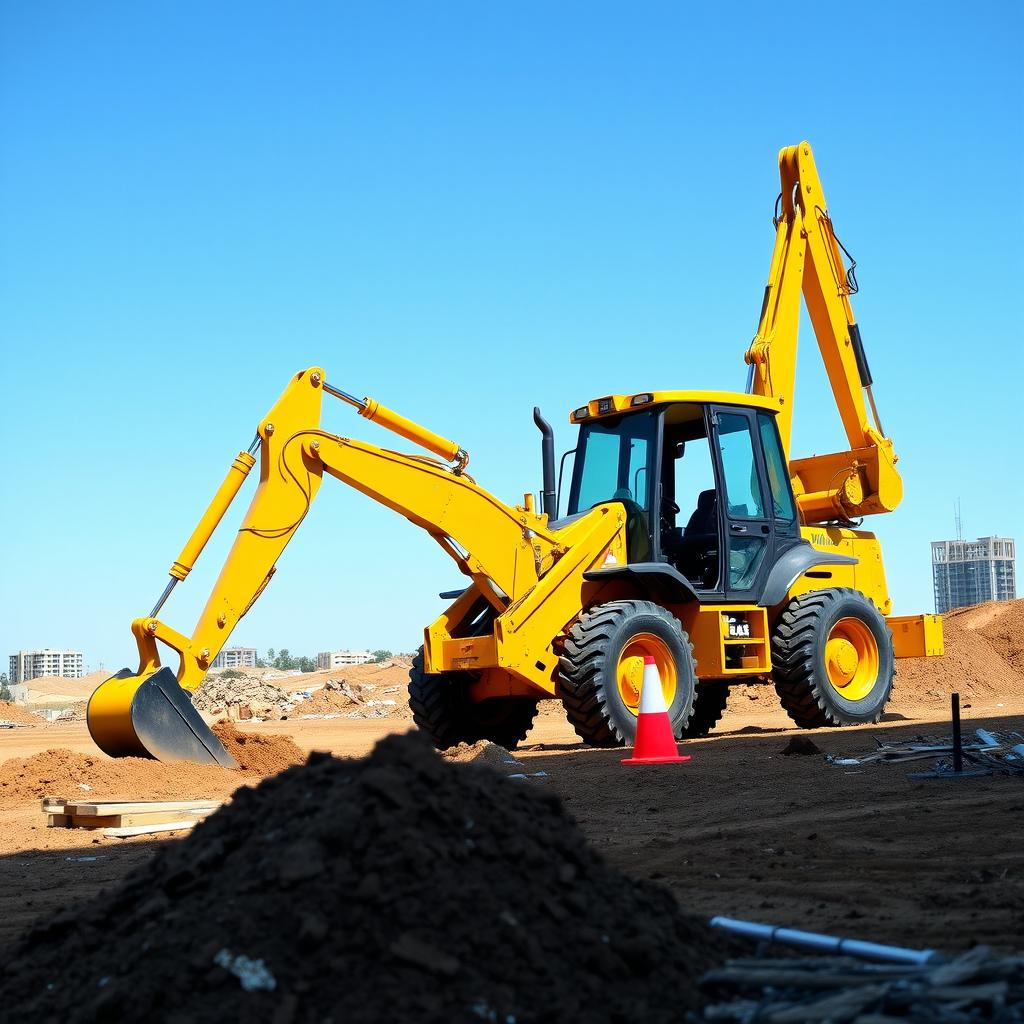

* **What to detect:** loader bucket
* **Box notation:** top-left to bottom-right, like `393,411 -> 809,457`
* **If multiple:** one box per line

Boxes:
87,666 -> 237,768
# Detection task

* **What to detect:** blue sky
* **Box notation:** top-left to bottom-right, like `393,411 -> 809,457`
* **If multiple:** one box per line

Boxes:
1,2 -> 1021,673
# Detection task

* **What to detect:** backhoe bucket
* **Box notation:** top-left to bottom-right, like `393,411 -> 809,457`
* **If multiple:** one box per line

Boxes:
87,667 -> 237,767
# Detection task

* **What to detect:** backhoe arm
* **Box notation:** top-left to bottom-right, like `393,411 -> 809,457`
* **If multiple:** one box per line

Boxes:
87,367 -> 602,764
131,367 -> 568,693
745,142 -> 902,524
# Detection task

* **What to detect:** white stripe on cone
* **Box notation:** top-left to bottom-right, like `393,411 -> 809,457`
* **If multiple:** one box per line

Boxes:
638,656 -> 667,714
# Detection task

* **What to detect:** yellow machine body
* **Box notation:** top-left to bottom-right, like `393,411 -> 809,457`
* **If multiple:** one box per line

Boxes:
88,142 -> 941,764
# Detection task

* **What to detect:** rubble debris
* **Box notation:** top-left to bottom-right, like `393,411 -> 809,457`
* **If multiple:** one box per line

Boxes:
828,730 -> 1024,777
0,732 -> 729,1022
699,945 -> 1024,1021
191,675 -> 291,719
293,677 -> 413,720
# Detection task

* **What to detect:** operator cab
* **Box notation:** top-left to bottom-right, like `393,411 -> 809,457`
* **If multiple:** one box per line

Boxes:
563,391 -> 801,603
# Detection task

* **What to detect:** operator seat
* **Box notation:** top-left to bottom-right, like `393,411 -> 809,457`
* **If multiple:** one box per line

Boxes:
676,489 -> 719,588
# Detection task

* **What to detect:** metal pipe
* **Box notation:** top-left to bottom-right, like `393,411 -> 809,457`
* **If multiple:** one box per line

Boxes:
150,578 -> 178,618
247,433 -> 262,456
708,917 -> 940,966
533,407 -> 556,517
952,692 -> 963,773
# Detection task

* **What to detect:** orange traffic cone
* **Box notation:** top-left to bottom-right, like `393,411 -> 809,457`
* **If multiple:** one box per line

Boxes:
621,656 -> 692,765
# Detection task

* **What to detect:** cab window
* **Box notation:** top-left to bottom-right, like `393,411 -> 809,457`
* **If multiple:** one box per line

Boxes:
757,413 -> 796,523
716,413 -> 765,519
568,411 -> 657,514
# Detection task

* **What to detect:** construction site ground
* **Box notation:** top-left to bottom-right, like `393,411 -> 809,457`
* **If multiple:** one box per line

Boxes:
1,600 -> 1022,961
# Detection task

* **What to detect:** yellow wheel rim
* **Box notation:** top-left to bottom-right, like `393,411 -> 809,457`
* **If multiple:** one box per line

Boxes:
616,633 -> 677,715
824,617 -> 880,701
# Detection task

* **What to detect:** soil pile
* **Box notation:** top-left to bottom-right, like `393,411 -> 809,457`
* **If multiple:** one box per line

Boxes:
0,725 -> 302,805
1,732 -> 727,1023
0,702 -> 43,726
0,749 -> 237,806
440,739 -> 522,770
211,722 -> 304,775
895,600 -> 1024,707
192,675 -> 291,719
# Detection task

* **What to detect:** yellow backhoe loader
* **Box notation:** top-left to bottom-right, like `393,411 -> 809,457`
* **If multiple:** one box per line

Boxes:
88,141 -> 943,767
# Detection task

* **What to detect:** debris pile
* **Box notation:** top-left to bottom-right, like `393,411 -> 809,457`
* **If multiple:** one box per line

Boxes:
829,729 -> 1024,778
294,678 -> 412,720
700,946 -> 1024,1021
191,675 -> 291,720
0,732 -> 729,1022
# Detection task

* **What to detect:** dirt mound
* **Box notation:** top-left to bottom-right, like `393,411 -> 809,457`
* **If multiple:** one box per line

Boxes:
441,740 -> 522,770
0,732 -> 727,1022
211,722 -> 304,776
22,669 -> 112,704
975,599 -> 1024,674
0,702 -> 43,726
192,675 -> 290,718
895,600 -> 1024,707
780,736 -> 821,756
0,749 -> 238,806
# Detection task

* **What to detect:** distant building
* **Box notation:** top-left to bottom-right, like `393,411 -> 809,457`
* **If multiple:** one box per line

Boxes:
931,536 -> 1016,614
212,647 -> 258,670
9,649 -> 84,684
317,649 -> 373,670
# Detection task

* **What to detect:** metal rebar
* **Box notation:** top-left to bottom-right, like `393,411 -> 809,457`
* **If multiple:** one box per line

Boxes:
952,692 -> 963,773
150,578 -> 178,618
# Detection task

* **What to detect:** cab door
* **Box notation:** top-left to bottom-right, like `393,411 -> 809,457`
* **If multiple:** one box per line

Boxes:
710,407 -> 774,601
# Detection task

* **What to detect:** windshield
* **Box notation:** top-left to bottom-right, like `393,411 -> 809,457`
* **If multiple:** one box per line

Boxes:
568,411 -> 657,514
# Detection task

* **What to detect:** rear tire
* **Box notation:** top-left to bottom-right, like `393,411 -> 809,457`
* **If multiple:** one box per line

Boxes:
407,649 -> 538,750
771,588 -> 894,728
558,600 -> 697,747
680,682 -> 729,738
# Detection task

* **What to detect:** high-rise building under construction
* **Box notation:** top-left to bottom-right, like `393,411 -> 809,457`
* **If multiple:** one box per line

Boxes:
931,536 -> 1016,614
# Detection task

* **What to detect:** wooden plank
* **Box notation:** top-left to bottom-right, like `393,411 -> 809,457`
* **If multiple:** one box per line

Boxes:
51,806 -> 214,831
61,810 -> 211,829
61,799 -> 220,816
103,820 -> 198,838
41,796 -> 68,811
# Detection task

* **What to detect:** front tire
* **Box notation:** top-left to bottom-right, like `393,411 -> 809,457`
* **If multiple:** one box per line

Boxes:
771,588 -> 894,728
408,650 -> 539,750
558,600 -> 697,747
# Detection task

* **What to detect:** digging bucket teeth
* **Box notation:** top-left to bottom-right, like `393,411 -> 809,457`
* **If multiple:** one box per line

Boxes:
87,666 -> 237,768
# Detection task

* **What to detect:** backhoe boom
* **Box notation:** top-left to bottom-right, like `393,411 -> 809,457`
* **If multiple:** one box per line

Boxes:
745,142 -> 902,524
